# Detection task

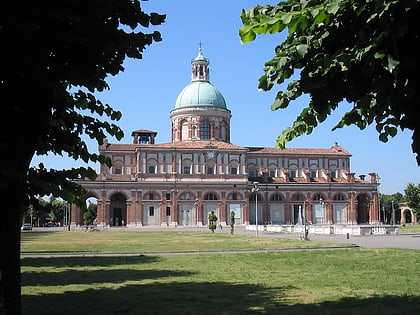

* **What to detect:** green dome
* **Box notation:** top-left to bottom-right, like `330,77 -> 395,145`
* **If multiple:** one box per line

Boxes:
175,81 -> 227,109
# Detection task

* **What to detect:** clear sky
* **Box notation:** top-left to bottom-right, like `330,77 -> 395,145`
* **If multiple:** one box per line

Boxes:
31,0 -> 419,195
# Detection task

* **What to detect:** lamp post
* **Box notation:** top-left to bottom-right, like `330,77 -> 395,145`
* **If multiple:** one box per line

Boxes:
391,200 -> 396,225
319,197 -> 325,225
251,182 -> 260,237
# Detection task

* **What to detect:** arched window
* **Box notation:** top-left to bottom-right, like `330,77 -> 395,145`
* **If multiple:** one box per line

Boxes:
291,193 -> 305,202
182,159 -> 192,174
200,121 -> 210,139
113,161 -> 123,174
181,119 -> 189,140
333,193 -> 345,201
147,159 -> 157,174
270,193 -> 283,201
206,162 -> 215,174
204,193 -> 218,200
230,160 -> 239,175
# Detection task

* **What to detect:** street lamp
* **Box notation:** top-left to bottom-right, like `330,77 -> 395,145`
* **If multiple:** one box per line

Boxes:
391,200 -> 396,225
319,197 -> 325,225
251,182 -> 260,237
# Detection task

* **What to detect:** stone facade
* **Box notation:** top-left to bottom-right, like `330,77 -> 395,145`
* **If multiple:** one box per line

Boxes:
72,49 -> 379,228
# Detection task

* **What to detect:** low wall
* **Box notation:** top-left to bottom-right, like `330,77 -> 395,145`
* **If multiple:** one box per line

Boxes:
246,224 -> 399,235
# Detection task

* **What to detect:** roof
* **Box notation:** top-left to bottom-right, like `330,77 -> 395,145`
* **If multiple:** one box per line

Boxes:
174,81 -> 227,109
100,142 -> 351,156
100,141 -> 246,152
246,145 -> 352,156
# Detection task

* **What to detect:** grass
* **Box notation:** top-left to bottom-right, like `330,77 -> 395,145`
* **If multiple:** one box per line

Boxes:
20,229 -> 344,254
399,223 -> 420,233
21,230 -> 420,315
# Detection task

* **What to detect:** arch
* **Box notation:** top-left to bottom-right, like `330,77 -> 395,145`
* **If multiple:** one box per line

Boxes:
147,158 -> 158,174
182,159 -> 192,174
333,193 -> 346,201
109,192 -> 127,226
226,191 -> 243,200
230,160 -> 239,175
112,160 -> 123,174
289,164 -> 298,179
204,192 -> 219,200
144,191 -> 160,200
205,160 -> 215,174
312,192 -> 326,201
248,163 -> 257,177
356,193 -> 370,224
179,191 -> 195,200
270,193 -> 284,202
291,192 -> 305,202
181,119 -> 189,140
268,164 -> 277,177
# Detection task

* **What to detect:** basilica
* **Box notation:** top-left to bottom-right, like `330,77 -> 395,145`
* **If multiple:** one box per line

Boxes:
73,48 -> 380,229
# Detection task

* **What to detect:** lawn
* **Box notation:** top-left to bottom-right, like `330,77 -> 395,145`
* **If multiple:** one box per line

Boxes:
21,230 -> 420,315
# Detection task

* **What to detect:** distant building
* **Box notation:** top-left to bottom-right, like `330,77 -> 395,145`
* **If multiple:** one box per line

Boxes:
73,48 -> 379,228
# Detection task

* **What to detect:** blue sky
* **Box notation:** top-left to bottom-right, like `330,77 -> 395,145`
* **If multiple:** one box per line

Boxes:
31,0 -> 418,195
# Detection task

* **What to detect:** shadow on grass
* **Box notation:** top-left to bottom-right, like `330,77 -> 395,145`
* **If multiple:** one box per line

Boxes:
22,281 -> 420,315
21,256 -> 420,315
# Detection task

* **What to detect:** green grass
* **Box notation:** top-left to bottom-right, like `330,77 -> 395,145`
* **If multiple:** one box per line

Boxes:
399,223 -> 420,233
21,230 -> 420,315
20,230 -> 344,254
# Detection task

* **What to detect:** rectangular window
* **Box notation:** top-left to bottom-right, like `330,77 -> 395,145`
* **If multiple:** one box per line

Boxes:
331,171 -> 336,178
269,169 -> 276,177
310,170 -> 317,178
232,193 -> 238,200
166,193 -> 171,200
290,170 -> 296,178
231,167 -> 237,175
207,167 -> 214,174
148,165 -> 155,174
149,206 -> 155,216
249,169 -> 256,177
166,206 -> 171,216
115,168 -> 122,174
183,166 -> 190,174
149,193 -> 154,200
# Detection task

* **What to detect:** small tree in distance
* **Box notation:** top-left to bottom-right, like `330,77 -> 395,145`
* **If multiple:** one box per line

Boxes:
208,211 -> 218,233
230,211 -> 235,235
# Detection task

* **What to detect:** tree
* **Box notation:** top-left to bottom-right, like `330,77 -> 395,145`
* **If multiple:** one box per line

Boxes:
208,211 -> 218,233
240,0 -> 420,165
230,211 -> 235,234
404,183 -> 420,216
0,1 -> 165,313
379,193 -> 404,224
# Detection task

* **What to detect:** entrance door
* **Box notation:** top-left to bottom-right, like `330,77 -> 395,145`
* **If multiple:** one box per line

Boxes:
112,208 -> 122,226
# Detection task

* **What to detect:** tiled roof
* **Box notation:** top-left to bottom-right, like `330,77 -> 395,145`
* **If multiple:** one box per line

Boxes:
247,145 -> 352,156
101,141 -> 247,152
100,141 -> 351,156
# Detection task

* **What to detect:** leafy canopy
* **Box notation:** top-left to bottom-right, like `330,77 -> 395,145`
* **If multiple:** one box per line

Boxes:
240,0 -> 420,164
1,0 -> 165,209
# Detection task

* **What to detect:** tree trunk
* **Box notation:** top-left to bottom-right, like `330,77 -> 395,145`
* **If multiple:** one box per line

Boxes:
0,183 -> 24,314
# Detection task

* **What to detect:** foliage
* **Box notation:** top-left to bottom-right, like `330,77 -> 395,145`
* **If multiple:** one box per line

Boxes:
208,210 -> 218,233
0,1 -> 165,313
379,193 -> 404,224
240,0 -> 420,164
404,183 -> 420,215
230,211 -> 235,234
83,201 -> 97,226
